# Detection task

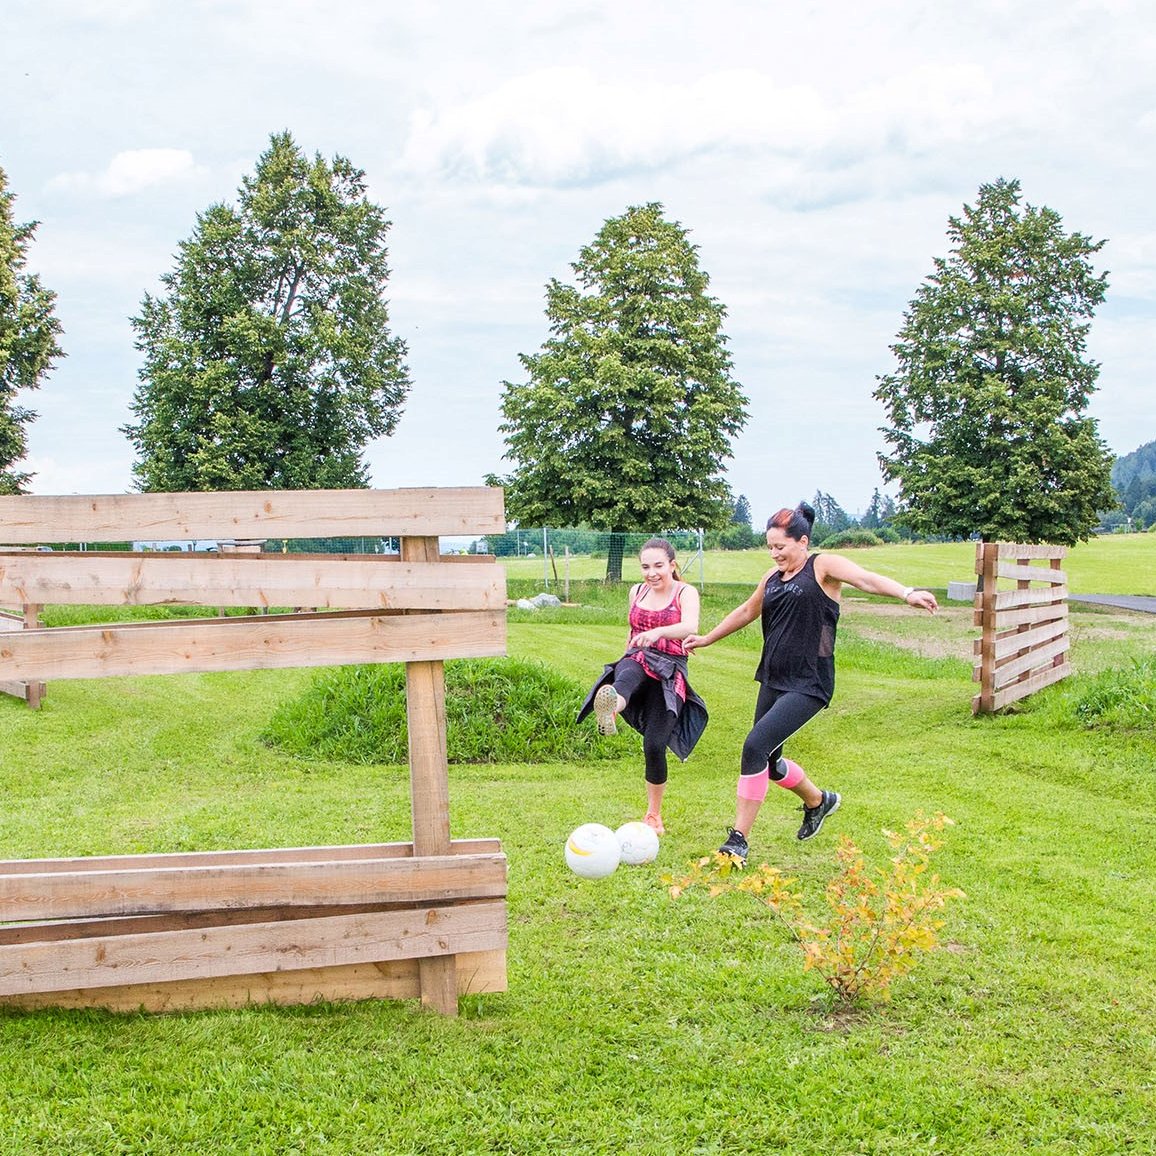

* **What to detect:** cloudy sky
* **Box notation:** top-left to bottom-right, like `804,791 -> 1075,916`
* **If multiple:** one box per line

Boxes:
3,0 -> 1154,526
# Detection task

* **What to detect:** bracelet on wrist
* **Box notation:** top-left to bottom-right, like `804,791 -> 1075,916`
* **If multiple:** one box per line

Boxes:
901,586 -> 915,601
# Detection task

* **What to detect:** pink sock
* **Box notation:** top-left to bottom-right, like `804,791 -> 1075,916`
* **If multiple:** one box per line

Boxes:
737,768 -> 770,801
776,758 -> 804,789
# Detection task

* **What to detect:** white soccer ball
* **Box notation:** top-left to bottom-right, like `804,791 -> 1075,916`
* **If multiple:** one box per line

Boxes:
564,823 -> 621,879
615,821 -> 660,866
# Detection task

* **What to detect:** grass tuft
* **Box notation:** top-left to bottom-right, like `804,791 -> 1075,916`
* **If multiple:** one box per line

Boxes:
261,657 -> 636,764
1024,655 -> 1156,732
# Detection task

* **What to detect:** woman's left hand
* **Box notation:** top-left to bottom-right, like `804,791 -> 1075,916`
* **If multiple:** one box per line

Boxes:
631,630 -> 658,649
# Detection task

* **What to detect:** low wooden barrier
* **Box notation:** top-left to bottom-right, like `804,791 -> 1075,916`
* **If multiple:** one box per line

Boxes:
0,487 -> 507,1015
972,541 -> 1069,714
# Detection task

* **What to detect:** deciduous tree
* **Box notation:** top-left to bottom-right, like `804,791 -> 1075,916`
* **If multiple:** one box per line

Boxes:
492,203 -> 747,580
874,178 -> 1115,545
0,164 -> 63,494
124,132 -> 409,491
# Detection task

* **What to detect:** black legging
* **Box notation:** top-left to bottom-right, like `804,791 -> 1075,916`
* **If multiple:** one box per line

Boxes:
740,682 -> 826,779
611,658 -> 679,785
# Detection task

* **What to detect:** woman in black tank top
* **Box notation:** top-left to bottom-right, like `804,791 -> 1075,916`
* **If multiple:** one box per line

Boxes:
686,501 -> 937,864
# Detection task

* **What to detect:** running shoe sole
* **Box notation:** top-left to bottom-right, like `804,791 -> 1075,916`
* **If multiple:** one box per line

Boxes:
593,684 -> 618,735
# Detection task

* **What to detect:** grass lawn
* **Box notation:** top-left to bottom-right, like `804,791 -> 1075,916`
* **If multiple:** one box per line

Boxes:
0,584 -> 1153,1154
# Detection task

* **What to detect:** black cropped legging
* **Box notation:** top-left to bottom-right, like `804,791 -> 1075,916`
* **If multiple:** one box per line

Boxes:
611,657 -> 679,785
740,682 -> 826,779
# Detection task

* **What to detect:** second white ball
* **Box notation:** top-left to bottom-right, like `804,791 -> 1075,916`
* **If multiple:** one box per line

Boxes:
615,821 -> 660,865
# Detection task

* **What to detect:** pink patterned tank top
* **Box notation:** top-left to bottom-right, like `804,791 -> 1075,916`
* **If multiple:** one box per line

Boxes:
629,583 -> 688,657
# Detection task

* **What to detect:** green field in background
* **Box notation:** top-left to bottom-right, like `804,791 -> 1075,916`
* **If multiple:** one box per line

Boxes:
504,533 -> 1156,595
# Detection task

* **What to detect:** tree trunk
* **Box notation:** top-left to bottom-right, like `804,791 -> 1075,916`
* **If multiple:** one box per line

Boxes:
604,532 -> 626,583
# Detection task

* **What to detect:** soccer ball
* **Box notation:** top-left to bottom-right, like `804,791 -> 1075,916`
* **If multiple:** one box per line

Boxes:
564,823 -> 621,879
615,821 -> 660,866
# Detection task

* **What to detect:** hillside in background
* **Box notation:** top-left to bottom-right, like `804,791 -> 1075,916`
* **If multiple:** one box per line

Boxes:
1111,439 -> 1156,528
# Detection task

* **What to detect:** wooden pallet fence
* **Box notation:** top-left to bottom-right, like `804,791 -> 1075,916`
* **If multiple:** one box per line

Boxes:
0,488 -> 508,1016
972,541 -> 1070,714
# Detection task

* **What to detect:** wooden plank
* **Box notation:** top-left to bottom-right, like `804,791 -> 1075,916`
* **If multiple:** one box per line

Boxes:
990,662 -> 1072,710
0,838 -> 501,876
21,603 -> 43,709
0,949 -> 507,1012
994,561 -> 1068,585
0,852 -> 507,922
0,488 -> 506,544
994,543 -> 1067,561
975,542 -> 999,713
0,554 -> 505,610
401,533 -> 457,1013
980,602 -> 1068,631
991,636 -> 1070,688
973,617 -> 1069,660
0,900 -> 507,996
0,609 -> 506,681
0,897 -> 508,945
991,585 -> 1067,612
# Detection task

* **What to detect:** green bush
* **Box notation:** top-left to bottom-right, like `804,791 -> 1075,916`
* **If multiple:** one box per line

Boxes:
261,657 -> 637,764
817,528 -> 885,549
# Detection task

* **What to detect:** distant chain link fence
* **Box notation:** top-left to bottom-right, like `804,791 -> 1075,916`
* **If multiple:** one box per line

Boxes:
57,528 -> 713,586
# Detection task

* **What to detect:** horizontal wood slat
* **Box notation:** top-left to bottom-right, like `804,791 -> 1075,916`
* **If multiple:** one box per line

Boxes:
972,662 -> 1072,713
972,602 -> 1068,630
990,543 -> 1067,561
0,898 -> 503,945
0,487 -> 506,544
0,553 -> 504,610
0,609 -> 506,681
992,585 -> 1067,612
0,950 -> 508,1012
991,636 -> 1070,688
0,838 -> 501,876
994,561 -> 1067,585
0,900 -> 507,996
972,617 -> 1070,661
0,852 -> 507,922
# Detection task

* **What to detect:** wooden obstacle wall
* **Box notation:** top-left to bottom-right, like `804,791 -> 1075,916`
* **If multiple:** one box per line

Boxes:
972,541 -> 1069,714
0,487 -> 507,1016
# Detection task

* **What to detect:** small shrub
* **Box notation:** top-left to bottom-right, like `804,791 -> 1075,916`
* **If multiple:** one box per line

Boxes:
262,657 -> 637,764
817,529 -> 884,549
667,812 -> 964,1008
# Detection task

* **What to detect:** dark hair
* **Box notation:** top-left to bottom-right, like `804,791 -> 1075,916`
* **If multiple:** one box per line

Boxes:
640,537 -> 681,582
766,502 -> 815,541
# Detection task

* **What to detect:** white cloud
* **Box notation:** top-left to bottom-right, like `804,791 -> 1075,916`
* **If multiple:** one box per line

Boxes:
398,62 -> 1010,191
47,149 -> 205,198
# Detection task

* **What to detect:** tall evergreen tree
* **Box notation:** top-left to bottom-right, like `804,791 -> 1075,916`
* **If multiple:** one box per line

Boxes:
874,178 -> 1115,545
492,203 -> 748,580
0,164 -> 63,494
124,132 -> 409,492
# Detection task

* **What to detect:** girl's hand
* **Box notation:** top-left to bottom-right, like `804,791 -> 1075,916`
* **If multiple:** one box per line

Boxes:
631,630 -> 658,649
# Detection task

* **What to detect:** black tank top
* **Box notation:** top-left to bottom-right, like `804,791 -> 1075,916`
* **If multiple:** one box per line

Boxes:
756,553 -> 840,704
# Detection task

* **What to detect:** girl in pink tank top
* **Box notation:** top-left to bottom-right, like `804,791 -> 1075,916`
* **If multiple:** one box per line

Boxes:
578,538 -> 709,836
